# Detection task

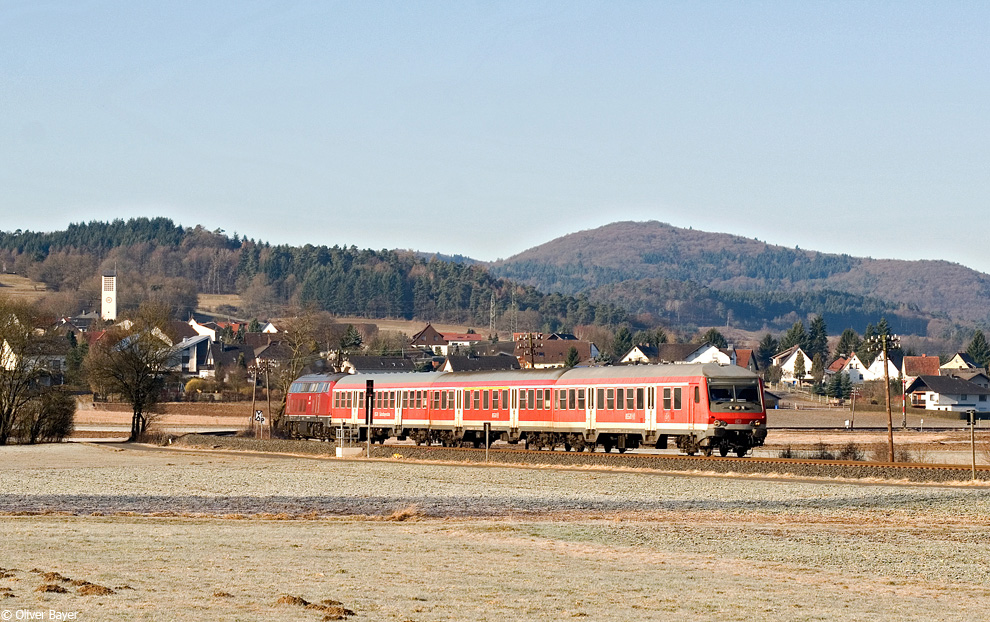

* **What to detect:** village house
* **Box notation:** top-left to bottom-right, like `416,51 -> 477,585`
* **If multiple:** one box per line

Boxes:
410,323 -> 486,356
862,351 -> 903,383
905,375 -> 990,413
770,345 -> 813,385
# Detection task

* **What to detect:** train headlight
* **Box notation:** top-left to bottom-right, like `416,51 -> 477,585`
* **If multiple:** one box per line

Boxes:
713,419 -> 726,427
752,420 -> 762,427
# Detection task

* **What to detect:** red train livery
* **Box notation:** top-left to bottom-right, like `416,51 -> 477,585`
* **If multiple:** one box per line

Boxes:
284,362 -> 767,456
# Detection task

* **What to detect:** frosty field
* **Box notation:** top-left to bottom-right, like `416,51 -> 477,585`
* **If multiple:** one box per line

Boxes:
1,443 -> 989,621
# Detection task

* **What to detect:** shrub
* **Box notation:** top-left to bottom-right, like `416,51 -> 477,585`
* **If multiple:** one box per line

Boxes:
810,441 -> 835,460
836,442 -> 865,461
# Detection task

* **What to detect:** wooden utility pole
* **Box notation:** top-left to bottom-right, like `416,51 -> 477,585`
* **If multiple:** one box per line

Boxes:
881,333 -> 894,462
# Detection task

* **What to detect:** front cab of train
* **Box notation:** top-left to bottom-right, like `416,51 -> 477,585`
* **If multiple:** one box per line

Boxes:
705,377 -> 767,456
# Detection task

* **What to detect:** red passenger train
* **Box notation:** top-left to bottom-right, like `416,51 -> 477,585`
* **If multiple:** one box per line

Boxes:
284,362 -> 767,456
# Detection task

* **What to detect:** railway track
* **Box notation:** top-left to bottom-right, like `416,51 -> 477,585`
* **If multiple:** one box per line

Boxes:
174,435 -> 990,484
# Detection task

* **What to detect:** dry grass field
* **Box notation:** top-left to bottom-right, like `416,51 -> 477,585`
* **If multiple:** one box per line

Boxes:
0,273 -> 46,302
1,444 -> 990,621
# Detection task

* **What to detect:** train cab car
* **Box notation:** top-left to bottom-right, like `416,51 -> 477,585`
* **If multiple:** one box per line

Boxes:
284,373 -> 348,439
702,365 -> 767,456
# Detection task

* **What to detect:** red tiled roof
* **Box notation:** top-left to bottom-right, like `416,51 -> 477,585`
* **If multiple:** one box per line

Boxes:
903,355 -> 941,377
827,357 -> 848,373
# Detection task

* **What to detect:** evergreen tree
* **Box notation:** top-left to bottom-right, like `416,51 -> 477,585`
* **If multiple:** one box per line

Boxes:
700,328 -> 727,349
811,353 -> 825,385
840,372 -> 853,399
857,323 -> 879,366
757,333 -> 779,369
808,315 -> 829,361
967,330 -> 990,368
835,328 -> 861,358
779,321 -> 808,352
826,372 -> 842,398
340,324 -> 363,351
564,346 -> 581,369
611,327 -> 633,360
793,352 -> 807,384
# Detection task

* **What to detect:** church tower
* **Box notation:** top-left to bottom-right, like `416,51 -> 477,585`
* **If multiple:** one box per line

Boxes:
101,269 -> 117,321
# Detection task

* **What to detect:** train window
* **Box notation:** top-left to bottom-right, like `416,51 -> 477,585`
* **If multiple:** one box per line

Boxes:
345,392 -> 351,409
483,391 -> 489,410
663,387 -> 671,410
501,390 -> 508,409
511,390 -> 518,410
636,388 -> 644,410
544,389 -> 551,408
567,388 -> 575,410
673,387 -> 682,410
431,391 -> 440,409
440,391 -> 448,410
695,386 -> 701,403
648,388 -> 655,409
536,389 -> 544,409
492,391 -> 499,410
596,388 -> 603,409
456,390 -> 461,410
333,392 -> 339,408
526,389 -> 534,409
577,388 -> 586,410
606,388 -> 615,410
556,390 -> 565,410
358,393 -> 365,409
626,389 -> 635,410
291,383 -> 302,393
473,390 -> 480,410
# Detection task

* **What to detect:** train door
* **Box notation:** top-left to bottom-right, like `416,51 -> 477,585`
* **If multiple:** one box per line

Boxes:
510,388 -> 519,430
455,389 -> 463,428
586,385 -> 595,432
646,385 -> 657,434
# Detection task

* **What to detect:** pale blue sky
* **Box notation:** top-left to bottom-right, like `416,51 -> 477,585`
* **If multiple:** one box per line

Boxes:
3,1 -> 988,271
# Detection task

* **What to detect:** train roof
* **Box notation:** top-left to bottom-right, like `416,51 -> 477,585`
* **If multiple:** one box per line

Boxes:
314,363 -> 757,391
293,373 -> 350,383
559,363 -> 758,382
331,369 -> 568,388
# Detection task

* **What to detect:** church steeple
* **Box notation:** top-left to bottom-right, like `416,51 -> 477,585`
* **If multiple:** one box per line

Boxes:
101,268 -> 117,321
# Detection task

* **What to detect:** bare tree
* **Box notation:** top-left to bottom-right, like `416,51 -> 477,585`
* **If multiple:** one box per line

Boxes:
15,387 -> 75,444
267,307 -> 328,429
86,322 -> 176,441
0,299 -> 48,445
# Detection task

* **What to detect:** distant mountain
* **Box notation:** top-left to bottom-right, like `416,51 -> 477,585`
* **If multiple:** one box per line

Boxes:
490,221 -> 990,332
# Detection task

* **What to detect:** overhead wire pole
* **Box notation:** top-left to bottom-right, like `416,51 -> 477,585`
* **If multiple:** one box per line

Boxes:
883,333 -> 894,462
876,332 -> 900,463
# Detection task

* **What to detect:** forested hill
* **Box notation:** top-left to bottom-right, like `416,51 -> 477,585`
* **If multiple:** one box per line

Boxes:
0,218 -> 627,332
490,221 -> 990,329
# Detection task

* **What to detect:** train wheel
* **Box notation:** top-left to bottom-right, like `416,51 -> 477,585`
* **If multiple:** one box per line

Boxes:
719,445 -> 729,457
735,447 -> 747,457
602,440 -> 613,453
703,446 -> 714,457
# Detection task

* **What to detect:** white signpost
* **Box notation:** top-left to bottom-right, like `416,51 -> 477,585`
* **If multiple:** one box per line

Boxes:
254,410 -> 265,439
